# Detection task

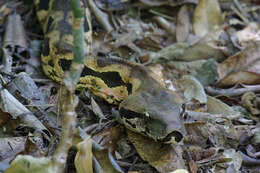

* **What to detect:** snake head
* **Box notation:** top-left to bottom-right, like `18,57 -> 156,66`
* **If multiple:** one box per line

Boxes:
119,86 -> 186,143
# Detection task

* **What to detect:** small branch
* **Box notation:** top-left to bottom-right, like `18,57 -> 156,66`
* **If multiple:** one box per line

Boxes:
206,85 -> 260,97
51,0 -> 92,172
64,0 -> 89,91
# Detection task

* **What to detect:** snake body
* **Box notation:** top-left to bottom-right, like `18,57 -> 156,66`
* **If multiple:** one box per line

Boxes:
35,0 -> 186,143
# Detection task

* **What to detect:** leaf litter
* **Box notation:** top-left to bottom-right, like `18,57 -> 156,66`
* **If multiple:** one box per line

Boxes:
1,0 -> 260,172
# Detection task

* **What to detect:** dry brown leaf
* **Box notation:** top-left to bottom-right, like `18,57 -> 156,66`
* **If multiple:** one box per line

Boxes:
127,130 -> 186,172
217,41 -> 260,86
207,96 -> 240,119
193,0 -> 222,38
176,5 -> 190,42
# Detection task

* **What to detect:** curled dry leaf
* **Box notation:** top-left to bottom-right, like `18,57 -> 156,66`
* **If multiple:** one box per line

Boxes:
217,41 -> 260,86
193,0 -> 223,38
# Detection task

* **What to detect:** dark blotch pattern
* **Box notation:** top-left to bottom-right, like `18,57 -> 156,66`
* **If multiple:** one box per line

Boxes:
48,59 -> 54,67
163,131 -> 183,143
120,108 -> 146,119
81,66 -> 132,89
45,16 -> 54,34
42,38 -> 50,56
39,0 -> 50,10
59,59 -> 72,71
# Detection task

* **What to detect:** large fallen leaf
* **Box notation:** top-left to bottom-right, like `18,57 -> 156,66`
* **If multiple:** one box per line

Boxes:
152,42 -> 225,63
207,96 -> 241,119
193,0 -> 222,38
127,130 -> 186,172
217,41 -> 260,86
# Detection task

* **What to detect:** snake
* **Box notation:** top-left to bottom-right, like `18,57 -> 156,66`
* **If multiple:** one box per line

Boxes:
34,0 -> 186,143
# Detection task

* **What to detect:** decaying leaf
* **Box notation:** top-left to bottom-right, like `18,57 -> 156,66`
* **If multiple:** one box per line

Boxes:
152,42 -> 225,63
127,130 -> 186,172
217,41 -> 260,86
193,0 -> 223,38
207,96 -> 241,119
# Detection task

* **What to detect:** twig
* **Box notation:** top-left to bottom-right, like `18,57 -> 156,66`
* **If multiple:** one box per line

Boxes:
51,0 -> 91,172
86,0 -> 113,32
206,85 -> 260,97
230,5 -> 248,24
